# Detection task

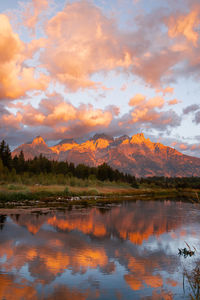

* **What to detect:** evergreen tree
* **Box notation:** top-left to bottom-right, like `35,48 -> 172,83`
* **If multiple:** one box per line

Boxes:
0,140 -> 6,163
0,159 -> 4,179
0,140 -> 12,169
18,151 -> 25,172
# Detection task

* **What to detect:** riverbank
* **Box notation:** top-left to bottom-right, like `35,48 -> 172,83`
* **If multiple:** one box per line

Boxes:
0,183 -> 199,208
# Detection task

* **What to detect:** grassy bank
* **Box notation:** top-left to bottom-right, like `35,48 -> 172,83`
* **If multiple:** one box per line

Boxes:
0,181 -> 199,209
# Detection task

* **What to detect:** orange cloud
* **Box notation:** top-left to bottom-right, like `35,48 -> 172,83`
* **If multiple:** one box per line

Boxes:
78,105 -> 112,127
129,94 -> 146,106
22,0 -> 49,34
1,0 -> 200,102
129,95 -> 165,109
0,14 -> 48,100
129,94 -> 165,123
40,1 -> 132,91
168,99 -> 180,105
5,97 -> 114,140
170,141 -> 200,157
163,86 -> 174,95
1,112 -> 22,129
157,86 -> 174,95
168,6 -> 200,46
179,143 -> 188,150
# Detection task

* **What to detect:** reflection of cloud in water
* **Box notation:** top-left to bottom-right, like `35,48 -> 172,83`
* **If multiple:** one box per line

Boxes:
0,274 -> 37,300
0,273 -> 98,300
0,201 -> 199,299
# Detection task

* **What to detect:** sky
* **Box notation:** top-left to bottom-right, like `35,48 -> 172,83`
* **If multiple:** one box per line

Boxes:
0,0 -> 200,157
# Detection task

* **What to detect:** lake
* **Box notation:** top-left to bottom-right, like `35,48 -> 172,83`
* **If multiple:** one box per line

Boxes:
0,200 -> 200,299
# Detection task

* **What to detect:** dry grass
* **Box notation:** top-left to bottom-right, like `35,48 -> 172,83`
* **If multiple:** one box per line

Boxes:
0,183 -> 136,196
0,183 -> 199,200
184,264 -> 200,300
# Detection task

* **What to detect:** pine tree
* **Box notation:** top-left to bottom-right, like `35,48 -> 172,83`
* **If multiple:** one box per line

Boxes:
0,159 -> 4,178
4,144 -> 12,169
0,140 -> 12,169
0,140 -> 6,161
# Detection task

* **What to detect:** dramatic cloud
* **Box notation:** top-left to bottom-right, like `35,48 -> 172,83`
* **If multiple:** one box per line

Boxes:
165,3 -> 200,81
129,94 -> 146,107
171,140 -> 200,157
127,94 -> 180,129
2,96 -> 114,141
183,104 -> 200,114
1,0 -> 200,98
194,111 -> 200,124
0,91 -> 182,146
162,86 -> 174,95
1,0 -> 200,97
0,14 -> 48,100
182,103 -> 200,125
22,0 -> 49,34
0,0 -> 199,154
39,1 -> 132,91
167,5 -> 200,46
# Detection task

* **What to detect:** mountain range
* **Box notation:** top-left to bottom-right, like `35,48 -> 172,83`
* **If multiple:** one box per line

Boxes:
12,133 -> 200,177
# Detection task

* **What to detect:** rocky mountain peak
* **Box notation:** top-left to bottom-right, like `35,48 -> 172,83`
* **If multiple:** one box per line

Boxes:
57,138 -> 76,146
12,133 -> 200,177
31,136 -> 46,146
114,135 -> 130,145
130,133 -> 146,144
91,133 -> 114,142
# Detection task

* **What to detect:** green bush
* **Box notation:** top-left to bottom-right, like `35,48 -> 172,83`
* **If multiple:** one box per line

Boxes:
63,186 -> 69,195
7,184 -> 19,190
88,189 -> 99,195
69,178 -> 76,186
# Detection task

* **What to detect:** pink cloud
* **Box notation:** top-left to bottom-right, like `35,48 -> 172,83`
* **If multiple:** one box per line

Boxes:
179,143 -> 188,150
129,94 -> 146,106
168,99 -> 180,105
38,1 -> 132,91
119,94 -> 181,130
129,94 -> 165,121
167,5 -> 200,47
22,0 -> 50,34
157,86 -> 174,95
5,96 -> 114,140
0,14 -> 49,100
170,140 -> 200,157
2,0 -> 200,100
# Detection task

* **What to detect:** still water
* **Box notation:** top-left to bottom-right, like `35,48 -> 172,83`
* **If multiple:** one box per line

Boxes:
0,200 -> 200,299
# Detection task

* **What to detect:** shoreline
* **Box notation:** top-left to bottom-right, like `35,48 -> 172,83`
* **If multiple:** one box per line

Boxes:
0,185 -> 199,209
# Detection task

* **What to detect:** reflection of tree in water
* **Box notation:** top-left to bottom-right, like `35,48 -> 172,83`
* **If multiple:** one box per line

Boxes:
183,260 -> 200,299
0,215 -> 7,230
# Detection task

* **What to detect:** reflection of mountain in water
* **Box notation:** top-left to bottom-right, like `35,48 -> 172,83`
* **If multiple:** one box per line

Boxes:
10,201 -> 185,244
0,201 -> 200,299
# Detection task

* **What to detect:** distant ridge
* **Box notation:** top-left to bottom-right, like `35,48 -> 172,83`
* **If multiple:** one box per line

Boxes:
90,133 -> 114,142
12,133 -> 200,177
57,138 -> 76,146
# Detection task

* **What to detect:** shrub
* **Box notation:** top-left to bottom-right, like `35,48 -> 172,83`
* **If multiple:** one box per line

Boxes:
63,186 -> 69,195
